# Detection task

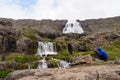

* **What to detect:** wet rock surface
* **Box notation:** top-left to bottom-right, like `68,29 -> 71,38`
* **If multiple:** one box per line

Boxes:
5,65 -> 120,80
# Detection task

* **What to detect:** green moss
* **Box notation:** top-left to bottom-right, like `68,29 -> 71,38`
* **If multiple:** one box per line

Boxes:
102,40 -> 120,60
28,42 -> 38,55
14,56 -> 41,63
5,53 -> 22,61
72,51 -> 95,57
59,50 -> 69,55
23,32 -> 36,40
112,40 -> 120,48
53,50 -> 72,61
16,63 -> 28,70
54,39 -> 66,43
31,62 -> 38,69
49,60 -> 58,68
0,69 -> 13,78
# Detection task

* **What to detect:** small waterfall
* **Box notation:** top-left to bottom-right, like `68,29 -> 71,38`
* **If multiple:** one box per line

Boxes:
36,42 -> 57,56
37,56 -> 48,69
36,42 -> 57,69
58,60 -> 70,68
53,59 -> 70,68
63,20 -> 84,34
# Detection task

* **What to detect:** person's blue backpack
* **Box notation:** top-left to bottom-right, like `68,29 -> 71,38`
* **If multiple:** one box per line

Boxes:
97,48 -> 108,60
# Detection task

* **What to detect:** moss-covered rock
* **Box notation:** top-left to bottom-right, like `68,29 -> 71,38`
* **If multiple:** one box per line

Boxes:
0,69 -> 13,78
48,60 -> 58,68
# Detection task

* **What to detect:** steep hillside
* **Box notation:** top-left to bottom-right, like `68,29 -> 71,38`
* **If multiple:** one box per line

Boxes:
0,16 -> 119,54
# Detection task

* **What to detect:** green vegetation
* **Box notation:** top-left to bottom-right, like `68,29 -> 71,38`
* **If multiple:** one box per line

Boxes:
16,63 -> 28,70
23,32 -> 36,40
5,53 -> 41,63
49,60 -> 58,68
5,53 -> 22,61
0,69 -> 13,78
102,40 -> 120,60
31,62 -> 38,69
14,56 -> 41,63
72,51 -> 95,57
53,49 -> 95,62
53,50 -> 72,61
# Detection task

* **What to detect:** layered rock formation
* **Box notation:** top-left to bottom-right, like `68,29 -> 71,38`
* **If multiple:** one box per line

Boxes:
0,16 -> 119,54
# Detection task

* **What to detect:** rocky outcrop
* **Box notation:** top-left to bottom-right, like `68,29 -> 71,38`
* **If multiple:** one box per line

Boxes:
70,54 -> 93,65
84,32 -> 120,50
0,60 -> 17,70
5,65 -> 120,80
16,37 -> 31,54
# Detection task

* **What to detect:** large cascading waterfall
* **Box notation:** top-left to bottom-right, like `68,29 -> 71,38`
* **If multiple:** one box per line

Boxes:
63,20 -> 84,34
36,42 -> 57,56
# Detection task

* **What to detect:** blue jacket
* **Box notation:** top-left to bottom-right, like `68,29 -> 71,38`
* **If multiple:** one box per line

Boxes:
97,48 -> 108,60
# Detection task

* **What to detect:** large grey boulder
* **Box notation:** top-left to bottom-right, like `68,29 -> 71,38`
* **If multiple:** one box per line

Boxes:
70,54 -> 93,65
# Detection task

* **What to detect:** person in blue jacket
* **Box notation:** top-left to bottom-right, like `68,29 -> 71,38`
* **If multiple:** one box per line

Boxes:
97,48 -> 108,61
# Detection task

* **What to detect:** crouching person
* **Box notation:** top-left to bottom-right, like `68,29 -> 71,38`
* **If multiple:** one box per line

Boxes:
97,48 -> 108,61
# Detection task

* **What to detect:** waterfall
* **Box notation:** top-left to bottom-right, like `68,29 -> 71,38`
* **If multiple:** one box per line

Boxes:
36,42 -> 57,56
53,58 -> 70,68
37,56 -> 48,69
63,20 -> 84,34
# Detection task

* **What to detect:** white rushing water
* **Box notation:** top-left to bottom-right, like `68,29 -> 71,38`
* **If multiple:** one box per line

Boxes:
36,42 -> 57,69
63,20 -> 84,34
36,42 -> 57,56
37,56 -> 48,69
53,59 -> 70,68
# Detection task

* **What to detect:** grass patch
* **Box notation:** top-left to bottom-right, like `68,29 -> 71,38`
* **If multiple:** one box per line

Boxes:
53,50 -> 95,62
102,40 -> 120,60
72,51 -> 95,57
0,69 -> 13,78
48,60 -> 58,68
5,53 -> 22,61
5,53 -> 41,63
14,56 -> 41,63
53,50 -> 72,61
23,32 -> 36,40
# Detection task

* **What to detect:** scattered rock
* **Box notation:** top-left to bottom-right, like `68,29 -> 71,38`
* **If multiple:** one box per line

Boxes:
70,54 -> 93,65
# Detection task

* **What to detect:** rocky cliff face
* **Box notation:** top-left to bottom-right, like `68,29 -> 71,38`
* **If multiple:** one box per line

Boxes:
0,16 -> 120,54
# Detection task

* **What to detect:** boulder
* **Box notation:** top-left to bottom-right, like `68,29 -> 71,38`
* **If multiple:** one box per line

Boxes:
0,61 -> 7,70
70,54 -> 93,65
